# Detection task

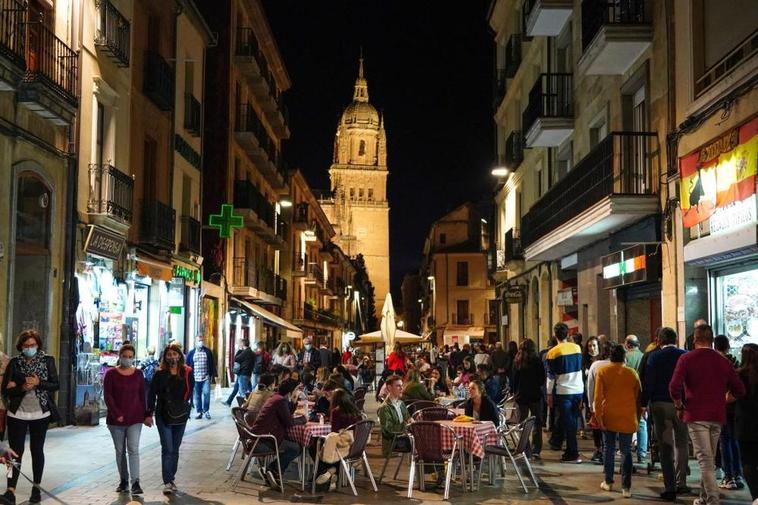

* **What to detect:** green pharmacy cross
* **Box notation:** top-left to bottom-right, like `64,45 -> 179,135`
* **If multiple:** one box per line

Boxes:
209,204 -> 243,238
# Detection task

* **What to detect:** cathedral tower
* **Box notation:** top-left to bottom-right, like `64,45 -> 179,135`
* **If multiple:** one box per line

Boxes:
322,57 -> 390,320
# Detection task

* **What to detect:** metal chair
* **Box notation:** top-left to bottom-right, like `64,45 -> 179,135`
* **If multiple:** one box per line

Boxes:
356,398 -> 366,411
226,407 -> 248,471
406,400 -> 438,416
412,407 -> 457,421
482,416 -> 539,492
407,421 -> 467,500
377,430 -> 412,484
311,420 -> 378,496
353,387 -> 367,401
231,417 -> 285,494
235,396 -> 246,407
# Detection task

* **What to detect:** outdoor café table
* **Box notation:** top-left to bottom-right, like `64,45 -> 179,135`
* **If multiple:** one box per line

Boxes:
287,422 -> 332,490
435,420 -> 498,491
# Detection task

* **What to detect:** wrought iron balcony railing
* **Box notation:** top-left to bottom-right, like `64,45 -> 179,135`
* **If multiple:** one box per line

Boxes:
581,0 -> 648,51
0,0 -> 25,69
95,0 -> 130,67
179,215 -> 201,255
521,131 -> 657,249
275,274 -> 287,300
143,50 -> 174,111
140,199 -> 175,251
88,163 -> 134,223
23,21 -> 78,104
233,179 -> 275,229
522,73 -> 573,136
504,228 -> 523,262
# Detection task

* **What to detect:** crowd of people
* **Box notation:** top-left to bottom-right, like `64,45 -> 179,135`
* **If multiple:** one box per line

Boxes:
0,322 -> 754,504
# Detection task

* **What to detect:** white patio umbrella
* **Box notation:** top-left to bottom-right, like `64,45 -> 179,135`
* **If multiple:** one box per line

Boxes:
379,293 -> 396,348
357,329 -> 425,344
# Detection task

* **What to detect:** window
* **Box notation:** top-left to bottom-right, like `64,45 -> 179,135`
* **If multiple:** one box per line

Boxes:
456,300 -> 470,325
349,187 -> 355,199
95,101 -> 105,166
368,188 -> 374,201
456,261 -> 469,286
439,233 -> 446,245
556,141 -> 573,182
358,139 -> 366,156
185,60 -> 194,95
358,188 -> 364,199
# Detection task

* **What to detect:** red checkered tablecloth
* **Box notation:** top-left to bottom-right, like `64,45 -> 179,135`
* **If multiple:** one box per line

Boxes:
435,420 -> 497,459
286,422 -> 332,447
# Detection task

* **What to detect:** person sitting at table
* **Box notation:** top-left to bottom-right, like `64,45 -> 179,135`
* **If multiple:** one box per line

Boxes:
311,380 -> 340,422
378,375 -> 411,457
464,378 -> 501,427
301,371 -> 316,395
429,368 -> 450,396
402,370 -> 434,402
243,373 -> 276,413
333,366 -> 354,392
314,389 -> 364,488
314,367 -> 331,391
250,378 -> 307,488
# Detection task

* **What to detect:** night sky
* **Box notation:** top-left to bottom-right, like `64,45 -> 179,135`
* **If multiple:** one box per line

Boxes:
264,1 -> 495,309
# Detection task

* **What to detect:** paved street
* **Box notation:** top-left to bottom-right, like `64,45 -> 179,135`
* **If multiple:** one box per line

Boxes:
1,389 -> 748,505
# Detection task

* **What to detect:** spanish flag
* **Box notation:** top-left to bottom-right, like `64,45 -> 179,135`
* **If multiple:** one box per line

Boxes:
679,116 -> 758,228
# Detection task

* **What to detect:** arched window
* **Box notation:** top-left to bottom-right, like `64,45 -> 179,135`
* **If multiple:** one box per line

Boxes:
358,139 -> 366,156
11,172 -> 53,339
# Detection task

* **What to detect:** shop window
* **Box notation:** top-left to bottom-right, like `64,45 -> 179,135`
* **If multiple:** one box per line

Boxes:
714,266 -> 758,355
11,172 -> 52,339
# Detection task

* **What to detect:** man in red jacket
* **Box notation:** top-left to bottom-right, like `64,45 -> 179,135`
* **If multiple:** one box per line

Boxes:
669,324 -> 745,505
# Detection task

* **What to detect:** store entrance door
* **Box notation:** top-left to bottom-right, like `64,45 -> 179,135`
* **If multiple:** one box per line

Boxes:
622,282 -> 661,349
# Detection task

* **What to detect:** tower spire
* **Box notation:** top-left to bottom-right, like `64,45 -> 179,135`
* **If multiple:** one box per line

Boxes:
353,50 -> 369,102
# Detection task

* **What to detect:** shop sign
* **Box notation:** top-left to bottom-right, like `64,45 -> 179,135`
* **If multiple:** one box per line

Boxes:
556,288 -> 576,306
503,285 -> 524,303
601,244 -> 659,289
84,226 -> 125,260
173,265 -> 201,284
136,261 -> 173,282
679,117 -> 757,228
209,204 -> 243,239
710,194 -> 757,235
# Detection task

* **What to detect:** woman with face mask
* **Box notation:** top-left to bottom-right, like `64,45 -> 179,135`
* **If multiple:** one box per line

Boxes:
1,330 -> 60,505
147,343 -> 194,496
103,344 -> 150,496
272,343 -> 297,370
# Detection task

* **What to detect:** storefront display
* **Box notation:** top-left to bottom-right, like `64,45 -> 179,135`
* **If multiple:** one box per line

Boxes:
713,265 -> 758,350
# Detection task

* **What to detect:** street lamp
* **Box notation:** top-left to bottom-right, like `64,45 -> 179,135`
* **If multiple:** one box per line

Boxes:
279,198 -> 293,208
491,166 -> 509,177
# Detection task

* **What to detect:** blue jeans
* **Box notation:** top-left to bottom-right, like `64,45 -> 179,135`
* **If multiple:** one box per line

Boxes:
225,375 -> 251,404
155,416 -> 187,484
193,378 -> 211,414
108,424 -> 142,484
556,394 -> 582,458
251,373 -> 260,391
721,421 -> 743,479
260,439 -> 302,476
637,415 -> 648,457
603,431 -> 633,489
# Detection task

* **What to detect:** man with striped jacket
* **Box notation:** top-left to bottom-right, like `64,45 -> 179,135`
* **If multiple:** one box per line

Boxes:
546,323 -> 585,463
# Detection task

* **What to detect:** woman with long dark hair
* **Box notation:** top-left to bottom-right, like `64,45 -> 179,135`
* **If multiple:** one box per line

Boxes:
512,339 -> 545,457
737,343 -> 758,499
314,389 -> 363,488
1,330 -> 59,504
147,344 -> 194,496
464,379 -> 500,426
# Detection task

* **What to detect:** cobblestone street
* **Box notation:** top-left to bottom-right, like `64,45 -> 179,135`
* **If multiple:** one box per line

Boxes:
5,391 -> 749,504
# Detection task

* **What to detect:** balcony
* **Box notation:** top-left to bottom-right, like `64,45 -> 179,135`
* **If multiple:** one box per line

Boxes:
522,73 -> 573,147
504,34 -> 522,78
504,130 -> 523,170
94,0 -> 130,68
521,132 -> 660,261
504,228 -> 523,262
452,313 -> 474,325
275,274 -> 287,301
0,0 -> 26,89
230,258 -> 282,304
293,202 -> 310,230
234,103 -> 286,189
17,21 -> 78,124
179,215 -> 201,255
523,0 -> 573,37
306,262 -> 324,286
184,93 -> 201,136
140,199 -> 175,252
233,180 -> 282,246
87,163 -> 134,233
143,50 -> 174,111
293,253 -> 308,276
578,0 -> 652,76
298,303 -> 341,328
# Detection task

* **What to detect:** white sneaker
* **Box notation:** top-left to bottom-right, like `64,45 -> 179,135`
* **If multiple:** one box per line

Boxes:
600,481 -> 613,491
622,488 -> 631,498
162,483 -> 173,495
316,468 -> 335,485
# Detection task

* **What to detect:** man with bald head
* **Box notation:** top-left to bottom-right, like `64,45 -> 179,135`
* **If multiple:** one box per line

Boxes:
685,318 -> 708,351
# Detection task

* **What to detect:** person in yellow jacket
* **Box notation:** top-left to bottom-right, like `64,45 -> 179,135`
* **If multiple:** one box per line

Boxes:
593,344 -> 641,499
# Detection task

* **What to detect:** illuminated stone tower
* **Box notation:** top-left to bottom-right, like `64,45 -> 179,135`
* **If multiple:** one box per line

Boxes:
322,56 -> 390,319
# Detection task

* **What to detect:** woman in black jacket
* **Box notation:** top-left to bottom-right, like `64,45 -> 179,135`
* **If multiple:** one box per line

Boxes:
464,379 -> 500,427
737,343 -> 758,500
512,338 -> 546,457
224,338 -> 255,406
147,344 -> 194,496
1,330 -> 59,504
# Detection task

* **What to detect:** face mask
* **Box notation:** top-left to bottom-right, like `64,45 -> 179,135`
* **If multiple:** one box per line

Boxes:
167,358 -> 179,366
22,347 -> 37,358
304,344 -> 312,351
120,358 -> 134,368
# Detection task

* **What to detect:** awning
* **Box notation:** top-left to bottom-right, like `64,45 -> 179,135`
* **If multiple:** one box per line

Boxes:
443,326 -> 485,338
231,297 -> 303,337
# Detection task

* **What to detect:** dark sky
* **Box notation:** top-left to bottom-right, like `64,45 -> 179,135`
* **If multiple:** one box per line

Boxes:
264,1 -> 495,308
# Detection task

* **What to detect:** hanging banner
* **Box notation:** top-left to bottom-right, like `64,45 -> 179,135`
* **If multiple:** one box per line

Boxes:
679,116 -> 758,228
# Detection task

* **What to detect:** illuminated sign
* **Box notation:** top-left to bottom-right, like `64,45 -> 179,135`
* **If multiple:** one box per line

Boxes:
601,244 -> 659,289
84,226 -> 125,260
173,265 -> 201,284
209,204 -> 243,238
